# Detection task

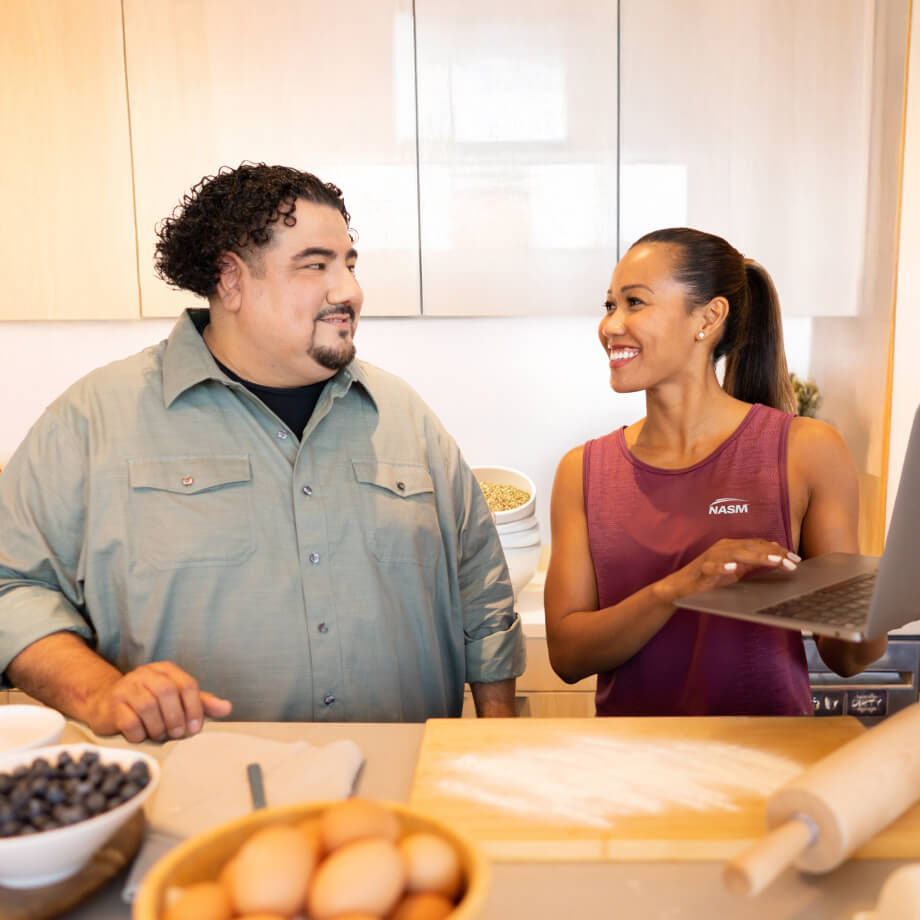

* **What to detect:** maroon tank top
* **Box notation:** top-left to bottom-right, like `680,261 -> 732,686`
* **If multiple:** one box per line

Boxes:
584,403 -> 811,716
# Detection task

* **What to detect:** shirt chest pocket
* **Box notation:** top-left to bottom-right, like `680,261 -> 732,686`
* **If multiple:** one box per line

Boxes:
127,456 -> 254,571
352,460 -> 441,566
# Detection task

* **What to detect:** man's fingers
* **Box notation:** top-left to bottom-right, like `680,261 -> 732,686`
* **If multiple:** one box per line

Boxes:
147,662 -> 204,738
113,701 -> 148,744
200,691 -> 233,720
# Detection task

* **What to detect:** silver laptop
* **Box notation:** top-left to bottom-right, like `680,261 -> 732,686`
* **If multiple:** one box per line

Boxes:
680,405 -> 920,641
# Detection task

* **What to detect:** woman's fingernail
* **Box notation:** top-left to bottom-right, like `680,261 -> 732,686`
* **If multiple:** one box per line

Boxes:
782,558 -> 798,570
787,552 -> 802,562
767,554 -> 782,563
723,562 -> 738,572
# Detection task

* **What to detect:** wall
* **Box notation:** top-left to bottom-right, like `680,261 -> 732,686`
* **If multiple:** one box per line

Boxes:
0,312 -> 813,541
888,2 -> 919,523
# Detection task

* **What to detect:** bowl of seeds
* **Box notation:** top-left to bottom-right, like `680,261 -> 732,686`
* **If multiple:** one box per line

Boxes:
472,466 -> 536,526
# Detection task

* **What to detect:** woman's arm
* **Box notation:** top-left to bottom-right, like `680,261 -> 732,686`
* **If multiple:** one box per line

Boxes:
789,417 -> 888,676
544,446 -> 799,683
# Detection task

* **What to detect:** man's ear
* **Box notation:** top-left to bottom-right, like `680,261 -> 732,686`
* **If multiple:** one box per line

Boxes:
215,252 -> 245,313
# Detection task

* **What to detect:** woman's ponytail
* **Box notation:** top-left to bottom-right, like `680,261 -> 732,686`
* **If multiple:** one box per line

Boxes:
721,260 -> 796,414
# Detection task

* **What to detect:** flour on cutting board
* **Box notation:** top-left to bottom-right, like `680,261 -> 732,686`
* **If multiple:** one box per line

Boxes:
430,734 -> 802,827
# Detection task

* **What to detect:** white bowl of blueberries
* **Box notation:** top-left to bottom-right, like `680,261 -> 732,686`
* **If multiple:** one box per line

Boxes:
0,743 -> 160,888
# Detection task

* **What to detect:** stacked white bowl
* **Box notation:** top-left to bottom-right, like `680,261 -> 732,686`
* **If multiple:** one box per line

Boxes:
472,466 -> 541,599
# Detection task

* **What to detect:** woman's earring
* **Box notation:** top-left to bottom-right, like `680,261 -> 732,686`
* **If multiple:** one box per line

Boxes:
697,331 -> 705,340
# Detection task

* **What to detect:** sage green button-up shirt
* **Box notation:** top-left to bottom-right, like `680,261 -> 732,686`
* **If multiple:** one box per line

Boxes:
0,310 -> 524,721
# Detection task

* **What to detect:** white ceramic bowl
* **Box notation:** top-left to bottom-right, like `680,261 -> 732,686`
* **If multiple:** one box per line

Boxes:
495,513 -> 539,535
503,542 -> 543,598
0,743 -> 160,888
498,519 -> 540,549
472,466 -> 536,525
0,705 -> 66,754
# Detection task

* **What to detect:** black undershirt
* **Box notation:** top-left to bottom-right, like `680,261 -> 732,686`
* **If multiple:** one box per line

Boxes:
213,356 -> 327,441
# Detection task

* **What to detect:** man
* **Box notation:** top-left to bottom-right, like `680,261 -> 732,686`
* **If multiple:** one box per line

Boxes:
0,163 -> 524,741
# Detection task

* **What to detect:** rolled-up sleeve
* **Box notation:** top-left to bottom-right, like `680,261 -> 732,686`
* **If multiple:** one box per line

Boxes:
454,460 -> 526,684
0,412 -> 94,681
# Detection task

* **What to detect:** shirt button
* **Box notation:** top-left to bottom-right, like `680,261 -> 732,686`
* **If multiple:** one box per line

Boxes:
277,430 -> 288,440
323,694 -> 335,706
181,476 -> 194,487
318,622 -> 329,634
309,552 -> 320,564
302,485 -> 313,496
396,481 -> 406,491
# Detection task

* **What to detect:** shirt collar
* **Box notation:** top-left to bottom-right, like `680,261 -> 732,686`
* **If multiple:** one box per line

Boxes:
162,308 -> 376,410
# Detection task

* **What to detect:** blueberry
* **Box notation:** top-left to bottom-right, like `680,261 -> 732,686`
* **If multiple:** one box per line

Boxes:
45,780 -> 67,805
0,821 -> 22,837
117,781 -> 141,803
26,798 -> 48,820
0,802 -> 14,823
127,762 -> 151,785
30,758 -> 51,777
52,803 -> 87,826
85,791 -> 107,815
100,774 -> 122,797
29,775 -> 49,797
0,773 -> 12,795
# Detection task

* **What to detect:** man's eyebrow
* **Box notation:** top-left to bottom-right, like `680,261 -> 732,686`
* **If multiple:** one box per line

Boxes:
290,247 -> 359,262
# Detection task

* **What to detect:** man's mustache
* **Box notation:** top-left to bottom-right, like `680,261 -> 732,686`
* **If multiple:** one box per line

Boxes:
316,305 -> 355,322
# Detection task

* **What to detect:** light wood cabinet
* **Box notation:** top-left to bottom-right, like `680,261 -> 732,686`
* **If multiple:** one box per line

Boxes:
0,0 -> 139,320
122,0 -> 421,318
415,0 -> 619,316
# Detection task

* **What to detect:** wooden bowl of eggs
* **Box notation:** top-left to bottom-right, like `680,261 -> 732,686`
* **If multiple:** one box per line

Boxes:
133,797 -> 490,920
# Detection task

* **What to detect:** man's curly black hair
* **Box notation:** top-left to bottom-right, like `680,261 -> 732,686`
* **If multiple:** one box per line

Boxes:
154,162 -> 351,297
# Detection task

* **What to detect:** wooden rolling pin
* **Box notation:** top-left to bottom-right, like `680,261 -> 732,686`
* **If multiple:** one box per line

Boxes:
723,701 -> 920,897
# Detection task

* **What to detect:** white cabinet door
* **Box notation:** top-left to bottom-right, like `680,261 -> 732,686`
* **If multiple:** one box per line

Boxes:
619,0 -> 876,317
415,0 -> 619,316
0,0 -> 138,320
123,0 -> 420,318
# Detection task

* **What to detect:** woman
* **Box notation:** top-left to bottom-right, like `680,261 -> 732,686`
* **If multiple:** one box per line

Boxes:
545,228 -> 887,716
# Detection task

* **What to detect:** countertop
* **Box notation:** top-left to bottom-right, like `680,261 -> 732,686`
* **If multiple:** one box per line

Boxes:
51,719 -> 908,920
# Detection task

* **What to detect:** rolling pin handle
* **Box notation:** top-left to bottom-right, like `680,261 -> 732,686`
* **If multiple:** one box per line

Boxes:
723,814 -> 818,897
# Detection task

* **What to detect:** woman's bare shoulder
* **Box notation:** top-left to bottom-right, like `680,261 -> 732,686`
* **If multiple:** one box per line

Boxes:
788,416 -> 857,480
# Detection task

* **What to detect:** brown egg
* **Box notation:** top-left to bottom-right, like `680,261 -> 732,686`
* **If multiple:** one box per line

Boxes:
234,915 -> 290,920
398,833 -> 462,899
227,824 -> 315,916
320,798 -> 400,852
388,892 -> 455,920
162,881 -> 233,920
308,837 -> 406,920
296,814 -> 325,862
324,915 -> 382,920
217,856 -> 237,891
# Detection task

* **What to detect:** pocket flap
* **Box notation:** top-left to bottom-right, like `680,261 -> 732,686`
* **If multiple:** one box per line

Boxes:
352,460 -> 434,498
128,456 -> 252,495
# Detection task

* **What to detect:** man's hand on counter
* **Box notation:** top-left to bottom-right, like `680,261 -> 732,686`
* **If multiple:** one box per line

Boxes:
85,661 -> 233,743
5,631 -> 232,742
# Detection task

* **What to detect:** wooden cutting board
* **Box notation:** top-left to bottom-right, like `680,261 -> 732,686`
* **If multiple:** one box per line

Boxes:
408,717 -> 920,862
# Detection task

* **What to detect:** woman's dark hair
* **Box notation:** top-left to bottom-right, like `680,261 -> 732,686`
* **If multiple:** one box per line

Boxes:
631,228 -> 796,414
154,162 -> 351,297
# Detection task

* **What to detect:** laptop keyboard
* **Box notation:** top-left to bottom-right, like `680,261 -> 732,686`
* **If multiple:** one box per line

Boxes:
757,572 -> 877,627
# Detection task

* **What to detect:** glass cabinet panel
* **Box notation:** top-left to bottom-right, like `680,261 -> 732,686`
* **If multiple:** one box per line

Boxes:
415,0 -> 619,316
124,0 -> 420,317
